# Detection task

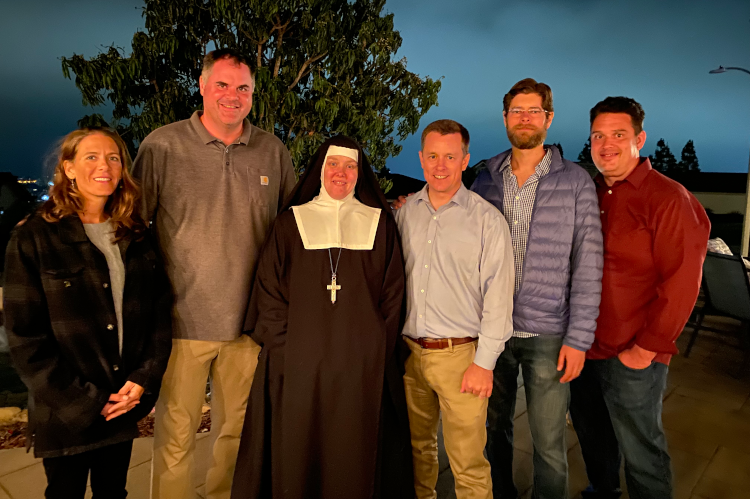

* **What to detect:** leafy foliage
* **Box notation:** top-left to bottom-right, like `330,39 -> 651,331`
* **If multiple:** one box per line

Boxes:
61,0 -> 442,186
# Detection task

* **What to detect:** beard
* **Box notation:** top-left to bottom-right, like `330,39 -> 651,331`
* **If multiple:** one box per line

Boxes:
507,125 -> 547,150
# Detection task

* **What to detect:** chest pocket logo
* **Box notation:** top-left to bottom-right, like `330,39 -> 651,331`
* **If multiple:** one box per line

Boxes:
260,176 -> 269,186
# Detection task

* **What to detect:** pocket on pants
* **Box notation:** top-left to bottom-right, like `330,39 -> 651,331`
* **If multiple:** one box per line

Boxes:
615,355 -> 653,372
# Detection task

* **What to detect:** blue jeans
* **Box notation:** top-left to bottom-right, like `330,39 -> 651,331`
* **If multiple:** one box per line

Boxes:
569,357 -> 672,499
486,335 -> 569,499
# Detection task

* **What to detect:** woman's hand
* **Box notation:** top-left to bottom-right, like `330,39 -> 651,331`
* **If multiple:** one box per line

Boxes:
100,381 -> 145,421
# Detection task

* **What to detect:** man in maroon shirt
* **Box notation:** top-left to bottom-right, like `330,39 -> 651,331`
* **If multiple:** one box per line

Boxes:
569,97 -> 710,499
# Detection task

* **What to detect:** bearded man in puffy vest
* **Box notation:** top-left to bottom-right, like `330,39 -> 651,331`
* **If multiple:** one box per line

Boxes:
471,78 -> 604,499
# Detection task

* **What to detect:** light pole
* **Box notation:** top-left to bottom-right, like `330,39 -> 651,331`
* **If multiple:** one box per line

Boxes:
710,65 -> 750,256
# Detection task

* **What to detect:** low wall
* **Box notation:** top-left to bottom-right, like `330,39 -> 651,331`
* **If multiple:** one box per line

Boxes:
692,192 -> 746,215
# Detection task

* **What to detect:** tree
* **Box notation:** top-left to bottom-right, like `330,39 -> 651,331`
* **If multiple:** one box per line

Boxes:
679,140 -> 700,172
551,142 -> 564,158
651,139 -> 678,175
577,139 -> 592,165
575,138 -> 597,178
61,0 -> 442,187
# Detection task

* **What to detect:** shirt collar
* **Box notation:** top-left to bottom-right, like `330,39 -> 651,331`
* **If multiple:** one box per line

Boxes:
190,111 -> 252,146
499,147 -> 552,178
416,182 -> 470,210
58,216 -> 88,243
595,157 -> 652,190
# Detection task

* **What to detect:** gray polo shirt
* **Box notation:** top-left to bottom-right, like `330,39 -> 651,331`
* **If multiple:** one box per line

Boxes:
133,111 -> 296,341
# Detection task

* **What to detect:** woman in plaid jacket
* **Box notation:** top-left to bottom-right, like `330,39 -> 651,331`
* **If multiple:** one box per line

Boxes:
3,128 -> 172,499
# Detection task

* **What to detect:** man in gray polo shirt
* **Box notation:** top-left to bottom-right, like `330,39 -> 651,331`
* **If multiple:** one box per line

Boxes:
133,49 -> 295,499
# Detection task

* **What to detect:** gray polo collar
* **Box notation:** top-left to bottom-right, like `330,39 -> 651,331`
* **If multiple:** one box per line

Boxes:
190,111 -> 252,146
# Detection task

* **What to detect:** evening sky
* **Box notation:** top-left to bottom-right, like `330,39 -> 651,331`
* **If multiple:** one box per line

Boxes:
0,0 -> 748,180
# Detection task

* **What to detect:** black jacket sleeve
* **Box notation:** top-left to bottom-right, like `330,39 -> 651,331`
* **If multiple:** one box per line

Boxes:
126,242 -> 173,396
4,227 -> 110,432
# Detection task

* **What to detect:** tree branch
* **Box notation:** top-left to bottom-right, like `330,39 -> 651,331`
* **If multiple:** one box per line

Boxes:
272,13 -> 294,78
256,37 -> 268,69
287,52 -> 327,91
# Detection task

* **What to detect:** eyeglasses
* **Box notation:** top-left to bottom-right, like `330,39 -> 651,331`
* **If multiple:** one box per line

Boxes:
507,107 -> 548,116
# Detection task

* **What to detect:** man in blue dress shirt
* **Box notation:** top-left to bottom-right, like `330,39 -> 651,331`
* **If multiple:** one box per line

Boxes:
396,119 -> 515,499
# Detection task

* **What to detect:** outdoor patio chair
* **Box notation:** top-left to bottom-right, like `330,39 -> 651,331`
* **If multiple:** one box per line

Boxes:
685,252 -> 750,373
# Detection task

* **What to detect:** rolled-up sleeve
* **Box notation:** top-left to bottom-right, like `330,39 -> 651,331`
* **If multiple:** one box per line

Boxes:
475,214 -> 515,370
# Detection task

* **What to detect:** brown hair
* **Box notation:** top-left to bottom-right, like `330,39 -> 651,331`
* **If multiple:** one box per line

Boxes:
502,78 -> 554,114
41,128 -> 146,242
201,48 -> 255,81
590,96 -> 646,135
420,119 -> 470,155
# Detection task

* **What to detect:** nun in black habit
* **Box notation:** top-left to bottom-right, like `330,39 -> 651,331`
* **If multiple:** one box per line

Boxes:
231,136 -> 415,499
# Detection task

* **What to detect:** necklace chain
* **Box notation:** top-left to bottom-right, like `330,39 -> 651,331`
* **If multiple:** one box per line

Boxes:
328,248 -> 343,278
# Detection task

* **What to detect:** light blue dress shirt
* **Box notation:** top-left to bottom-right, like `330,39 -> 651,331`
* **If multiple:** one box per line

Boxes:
395,183 -> 515,370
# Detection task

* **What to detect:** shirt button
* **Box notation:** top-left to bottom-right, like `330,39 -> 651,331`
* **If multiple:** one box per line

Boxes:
107,324 -> 114,331
433,216 -> 437,220
225,162 -> 230,166
424,264 -> 428,268
103,283 -> 109,288
420,289 -> 425,293
419,314 -> 423,318
515,196 -> 520,200
428,240 -> 432,244
113,365 -> 119,371
513,220 -> 518,224
601,210 -> 604,214
608,190 -> 612,194
63,280 -> 71,287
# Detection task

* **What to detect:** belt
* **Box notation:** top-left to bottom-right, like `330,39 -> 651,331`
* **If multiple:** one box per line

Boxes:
406,336 -> 477,350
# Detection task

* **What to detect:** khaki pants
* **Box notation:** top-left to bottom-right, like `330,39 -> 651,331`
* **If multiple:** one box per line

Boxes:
404,337 -> 492,499
151,336 -> 261,499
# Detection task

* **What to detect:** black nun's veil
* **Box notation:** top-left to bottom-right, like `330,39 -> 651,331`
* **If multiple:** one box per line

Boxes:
280,135 -> 392,213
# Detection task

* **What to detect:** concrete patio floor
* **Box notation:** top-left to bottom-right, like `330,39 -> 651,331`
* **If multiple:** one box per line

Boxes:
0,316 -> 748,498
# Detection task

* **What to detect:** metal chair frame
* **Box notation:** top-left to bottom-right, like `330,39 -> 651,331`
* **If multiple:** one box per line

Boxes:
685,252 -> 750,376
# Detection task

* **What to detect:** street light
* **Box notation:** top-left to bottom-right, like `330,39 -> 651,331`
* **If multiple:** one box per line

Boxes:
710,65 -> 750,76
710,65 -> 750,256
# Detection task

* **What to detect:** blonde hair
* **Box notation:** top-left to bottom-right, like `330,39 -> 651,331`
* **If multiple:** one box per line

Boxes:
41,128 -> 146,241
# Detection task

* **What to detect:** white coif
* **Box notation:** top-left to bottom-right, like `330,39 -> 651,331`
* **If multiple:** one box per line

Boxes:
292,145 -> 381,250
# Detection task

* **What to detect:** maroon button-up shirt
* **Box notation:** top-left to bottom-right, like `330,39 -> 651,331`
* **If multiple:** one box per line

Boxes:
589,158 -> 710,365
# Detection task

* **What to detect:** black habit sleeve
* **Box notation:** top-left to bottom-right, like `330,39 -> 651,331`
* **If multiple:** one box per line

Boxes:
232,212 -> 293,499
251,212 -> 292,349
379,215 -> 406,361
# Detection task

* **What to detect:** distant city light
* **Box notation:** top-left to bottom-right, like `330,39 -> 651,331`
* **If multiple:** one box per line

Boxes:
48,181 -> 54,186
41,195 -> 49,201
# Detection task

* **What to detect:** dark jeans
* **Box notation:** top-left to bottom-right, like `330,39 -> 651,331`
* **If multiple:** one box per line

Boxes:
486,335 -> 569,499
569,357 -> 672,499
42,440 -> 133,499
